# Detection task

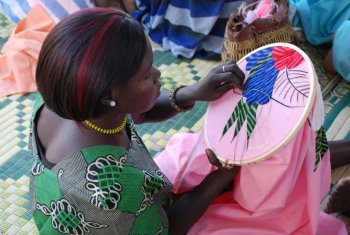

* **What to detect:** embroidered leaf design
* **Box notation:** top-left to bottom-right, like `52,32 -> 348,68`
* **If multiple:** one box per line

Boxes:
221,99 -> 259,145
220,46 -> 307,149
247,102 -> 259,141
222,99 -> 246,138
273,69 -> 310,106
314,126 -> 329,172
233,100 -> 248,141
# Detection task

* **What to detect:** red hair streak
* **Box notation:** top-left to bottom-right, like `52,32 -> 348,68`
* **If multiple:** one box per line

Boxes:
76,14 -> 120,112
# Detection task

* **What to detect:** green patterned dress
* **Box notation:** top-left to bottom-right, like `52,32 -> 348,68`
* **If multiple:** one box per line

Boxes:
29,95 -> 173,234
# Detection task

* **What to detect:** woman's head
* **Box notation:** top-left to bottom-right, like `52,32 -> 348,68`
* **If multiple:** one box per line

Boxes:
36,8 -> 147,121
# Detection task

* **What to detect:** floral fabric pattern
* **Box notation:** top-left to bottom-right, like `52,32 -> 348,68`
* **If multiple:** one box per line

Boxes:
30,95 -> 172,235
31,158 -> 45,176
137,170 -> 169,215
86,154 -> 126,210
36,199 -> 107,234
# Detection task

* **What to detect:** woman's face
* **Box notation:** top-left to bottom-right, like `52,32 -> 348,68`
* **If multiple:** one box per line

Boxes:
115,38 -> 161,115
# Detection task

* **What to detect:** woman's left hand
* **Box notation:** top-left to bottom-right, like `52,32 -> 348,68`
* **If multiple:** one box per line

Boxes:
187,61 -> 245,102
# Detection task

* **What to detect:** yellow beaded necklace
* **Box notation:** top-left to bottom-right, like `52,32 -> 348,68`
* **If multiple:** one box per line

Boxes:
84,116 -> 127,134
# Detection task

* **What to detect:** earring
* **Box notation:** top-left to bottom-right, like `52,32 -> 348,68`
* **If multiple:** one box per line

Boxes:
109,100 -> 116,107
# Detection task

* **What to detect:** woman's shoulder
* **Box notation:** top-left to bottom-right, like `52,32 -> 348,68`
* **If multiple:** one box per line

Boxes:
42,124 -> 129,168
74,144 -> 128,164
32,93 -> 129,168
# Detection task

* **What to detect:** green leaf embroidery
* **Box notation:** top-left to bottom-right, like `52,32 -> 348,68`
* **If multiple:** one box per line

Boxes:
221,99 -> 258,145
222,99 -> 245,138
314,126 -> 329,172
233,101 -> 248,140
247,102 -> 259,141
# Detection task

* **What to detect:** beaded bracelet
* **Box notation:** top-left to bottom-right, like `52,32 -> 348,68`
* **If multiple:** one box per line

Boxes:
169,85 -> 195,112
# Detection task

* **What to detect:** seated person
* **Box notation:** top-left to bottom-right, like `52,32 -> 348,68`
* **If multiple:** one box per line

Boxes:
289,0 -> 350,81
29,7 -> 244,234
323,21 -> 350,82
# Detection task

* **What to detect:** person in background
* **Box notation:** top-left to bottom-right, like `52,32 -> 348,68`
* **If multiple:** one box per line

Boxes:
289,0 -> 350,217
289,0 -> 350,81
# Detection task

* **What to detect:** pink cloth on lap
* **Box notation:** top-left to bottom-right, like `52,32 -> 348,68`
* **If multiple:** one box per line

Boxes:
155,43 -> 346,234
155,127 -> 347,234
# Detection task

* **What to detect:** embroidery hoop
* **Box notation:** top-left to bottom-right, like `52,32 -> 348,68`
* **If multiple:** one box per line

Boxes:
204,43 -> 317,165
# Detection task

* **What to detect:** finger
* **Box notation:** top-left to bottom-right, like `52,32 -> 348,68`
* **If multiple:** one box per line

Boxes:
223,62 -> 245,81
212,61 -> 236,74
216,83 -> 235,94
212,64 -> 227,74
205,148 -> 222,168
214,63 -> 245,88
213,72 -> 243,89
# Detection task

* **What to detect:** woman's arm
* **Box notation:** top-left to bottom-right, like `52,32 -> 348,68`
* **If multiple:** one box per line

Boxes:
329,140 -> 350,169
133,61 -> 244,123
166,149 -> 240,235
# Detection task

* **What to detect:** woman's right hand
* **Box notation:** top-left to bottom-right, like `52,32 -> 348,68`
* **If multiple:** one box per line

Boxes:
205,148 -> 240,178
167,148 -> 240,235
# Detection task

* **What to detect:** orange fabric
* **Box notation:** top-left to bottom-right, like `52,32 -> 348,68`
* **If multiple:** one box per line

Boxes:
0,4 -> 55,97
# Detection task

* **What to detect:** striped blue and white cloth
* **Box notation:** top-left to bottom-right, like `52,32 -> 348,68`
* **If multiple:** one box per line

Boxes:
0,0 -> 245,60
0,0 -> 93,23
132,0 -> 245,60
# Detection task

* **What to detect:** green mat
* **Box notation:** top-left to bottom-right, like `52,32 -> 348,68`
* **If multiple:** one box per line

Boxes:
1,7 -> 350,234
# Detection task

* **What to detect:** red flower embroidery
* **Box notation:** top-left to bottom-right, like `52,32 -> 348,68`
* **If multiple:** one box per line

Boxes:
272,46 -> 304,70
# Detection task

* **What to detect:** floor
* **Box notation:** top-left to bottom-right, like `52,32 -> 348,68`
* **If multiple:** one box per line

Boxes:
0,6 -> 349,235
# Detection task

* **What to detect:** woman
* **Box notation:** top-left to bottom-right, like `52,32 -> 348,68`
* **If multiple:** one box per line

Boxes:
289,0 -> 350,81
29,7 -> 244,234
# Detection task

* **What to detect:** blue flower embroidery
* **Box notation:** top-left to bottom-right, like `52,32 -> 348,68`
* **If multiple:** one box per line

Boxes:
243,47 -> 279,105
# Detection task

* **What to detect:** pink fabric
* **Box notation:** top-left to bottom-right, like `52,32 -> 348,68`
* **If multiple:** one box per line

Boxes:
0,4 -> 55,97
155,126 -> 347,234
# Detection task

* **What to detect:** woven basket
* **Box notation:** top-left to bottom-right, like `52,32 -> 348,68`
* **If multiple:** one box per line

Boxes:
222,0 -> 296,62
